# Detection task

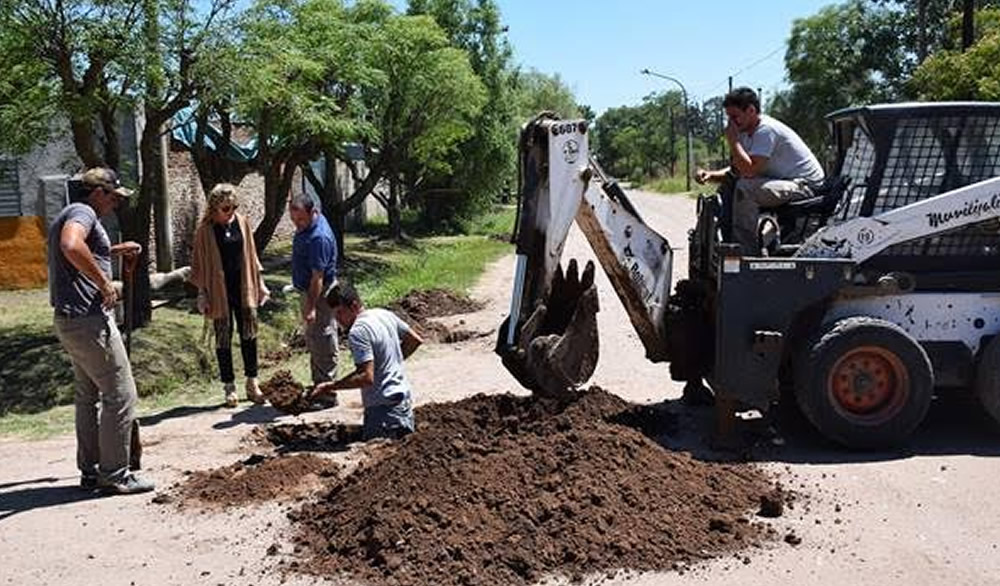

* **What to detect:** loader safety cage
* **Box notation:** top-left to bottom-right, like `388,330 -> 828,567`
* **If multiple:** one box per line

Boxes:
826,102 -> 1000,273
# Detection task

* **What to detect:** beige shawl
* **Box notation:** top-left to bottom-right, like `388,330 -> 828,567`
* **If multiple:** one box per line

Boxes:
189,212 -> 263,345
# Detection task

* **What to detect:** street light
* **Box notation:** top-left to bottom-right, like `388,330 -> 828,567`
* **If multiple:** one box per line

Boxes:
640,68 -> 692,192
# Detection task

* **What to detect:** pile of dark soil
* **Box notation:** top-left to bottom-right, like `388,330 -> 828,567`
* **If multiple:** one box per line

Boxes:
260,370 -> 310,415
387,289 -> 484,343
257,421 -> 364,452
289,388 -> 779,585
177,453 -> 338,508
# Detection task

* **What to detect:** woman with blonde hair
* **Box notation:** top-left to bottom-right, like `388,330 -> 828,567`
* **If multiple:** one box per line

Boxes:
189,183 -> 269,407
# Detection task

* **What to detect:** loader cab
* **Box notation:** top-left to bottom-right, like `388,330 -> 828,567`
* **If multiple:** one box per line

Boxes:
824,102 -> 1000,286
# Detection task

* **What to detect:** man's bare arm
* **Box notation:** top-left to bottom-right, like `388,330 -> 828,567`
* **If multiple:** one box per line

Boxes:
401,329 -> 423,359
310,361 -> 375,398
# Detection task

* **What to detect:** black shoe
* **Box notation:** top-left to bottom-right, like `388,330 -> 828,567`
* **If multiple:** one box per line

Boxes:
98,472 -> 155,496
681,380 -> 715,407
80,474 -> 99,490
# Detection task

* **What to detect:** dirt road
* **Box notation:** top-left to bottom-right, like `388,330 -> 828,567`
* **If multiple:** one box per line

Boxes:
2,189 -> 1000,586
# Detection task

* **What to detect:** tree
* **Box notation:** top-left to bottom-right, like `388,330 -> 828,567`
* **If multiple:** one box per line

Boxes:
770,0 -> 912,159
363,12 -> 487,239
0,1 -> 142,167
407,0 -> 517,230
513,69 -> 581,122
220,0 -> 378,251
592,91 -> 688,182
911,7 -> 1000,98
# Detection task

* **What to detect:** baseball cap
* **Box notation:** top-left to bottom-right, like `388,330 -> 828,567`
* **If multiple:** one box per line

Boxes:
81,167 -> 134,197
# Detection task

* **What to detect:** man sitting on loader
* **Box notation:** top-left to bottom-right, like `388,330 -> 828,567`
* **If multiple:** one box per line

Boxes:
695,87 -> 825,255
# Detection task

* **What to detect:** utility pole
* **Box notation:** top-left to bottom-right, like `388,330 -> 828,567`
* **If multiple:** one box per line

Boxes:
641,68 -> 692,191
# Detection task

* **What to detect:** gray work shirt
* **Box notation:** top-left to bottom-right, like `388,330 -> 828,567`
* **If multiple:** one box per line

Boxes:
48,203 -> 111,318
740,114 -> 825,185
347,308 -> 413,408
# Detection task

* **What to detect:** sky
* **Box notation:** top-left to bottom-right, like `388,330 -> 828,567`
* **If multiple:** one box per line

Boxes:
493,0 -> 837,114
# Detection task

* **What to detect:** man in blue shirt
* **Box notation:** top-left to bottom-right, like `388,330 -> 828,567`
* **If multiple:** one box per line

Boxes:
289,193 -> 339,394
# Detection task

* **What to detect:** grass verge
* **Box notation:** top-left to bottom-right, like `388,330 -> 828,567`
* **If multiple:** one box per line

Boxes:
642,176 -> 713,198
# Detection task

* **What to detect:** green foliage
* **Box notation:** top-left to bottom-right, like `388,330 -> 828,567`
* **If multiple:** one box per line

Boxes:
230,0 -> 377,157
594,91 -> 706,183
514,69 -> 581,122
406,0 -> 518,227
770,0 -> 912,159
369,13 -> 487,175
911,8 -> 1000,99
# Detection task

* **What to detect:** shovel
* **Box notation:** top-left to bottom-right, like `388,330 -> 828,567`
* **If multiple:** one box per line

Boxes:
122,252 -> 142,471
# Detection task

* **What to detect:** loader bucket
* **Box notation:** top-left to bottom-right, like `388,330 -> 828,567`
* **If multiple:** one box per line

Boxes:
496,259 -> 600,398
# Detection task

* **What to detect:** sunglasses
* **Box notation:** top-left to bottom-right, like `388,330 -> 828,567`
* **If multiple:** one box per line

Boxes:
218,204 -> 237,213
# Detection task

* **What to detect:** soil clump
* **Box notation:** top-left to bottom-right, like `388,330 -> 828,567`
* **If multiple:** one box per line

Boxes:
260,370 -> 310,415
289,388 -> 779,585
387,289 -> 484,343
177,453 -> 338,508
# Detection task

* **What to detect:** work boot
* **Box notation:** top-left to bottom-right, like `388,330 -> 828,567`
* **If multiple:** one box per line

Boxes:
681,380 -> 715,407
245,377 -> 265,405
80,473 -> 99,491
98,472 -> 155,496
223,382 -> 239,408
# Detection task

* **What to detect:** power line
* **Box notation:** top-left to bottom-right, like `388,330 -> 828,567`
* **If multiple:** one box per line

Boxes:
700,44 -> 785,96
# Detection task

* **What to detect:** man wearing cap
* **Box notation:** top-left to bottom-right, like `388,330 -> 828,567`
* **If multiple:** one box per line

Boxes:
48,167 -> 154,495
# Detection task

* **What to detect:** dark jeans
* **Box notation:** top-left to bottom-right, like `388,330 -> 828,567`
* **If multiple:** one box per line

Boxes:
215,300 -> 258,383
363,398 -> 414,440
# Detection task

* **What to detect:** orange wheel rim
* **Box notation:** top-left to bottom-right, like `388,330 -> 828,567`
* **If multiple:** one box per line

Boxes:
827,345 -> 909,424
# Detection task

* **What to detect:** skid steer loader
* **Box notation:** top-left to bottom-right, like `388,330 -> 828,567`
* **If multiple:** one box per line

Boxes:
497,103 -> 1000,449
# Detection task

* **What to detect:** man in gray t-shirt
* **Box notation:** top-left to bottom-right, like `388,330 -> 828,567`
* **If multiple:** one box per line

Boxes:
48,167 -> 153,495
695,86 -> 825,256
309,282 -> 424,440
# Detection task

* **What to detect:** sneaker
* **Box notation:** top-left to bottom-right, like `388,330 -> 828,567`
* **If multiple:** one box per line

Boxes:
80,474 -> 99,490
223,382 -> 239,408
98,472 -> 155,496
245,377 -> 265,405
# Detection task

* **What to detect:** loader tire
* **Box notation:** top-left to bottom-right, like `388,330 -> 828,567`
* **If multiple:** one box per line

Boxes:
975,336 -> 1000,426
794,316 -> 933,449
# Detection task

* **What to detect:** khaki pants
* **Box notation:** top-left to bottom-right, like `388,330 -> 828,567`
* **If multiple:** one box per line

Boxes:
733,177 -> 813,255
301,293 -> 339,384
54,313 -> 137,483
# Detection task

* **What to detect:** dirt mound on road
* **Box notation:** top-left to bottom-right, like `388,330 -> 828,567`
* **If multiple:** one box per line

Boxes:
289,388 -> 777,585
177,453 -> 338,508
388,289 -> 484,343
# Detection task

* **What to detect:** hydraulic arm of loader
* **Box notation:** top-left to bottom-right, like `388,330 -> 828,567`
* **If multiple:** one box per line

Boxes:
496,115 -> 674,397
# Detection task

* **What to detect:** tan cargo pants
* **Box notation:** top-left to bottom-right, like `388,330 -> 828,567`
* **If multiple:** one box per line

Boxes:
733,177 -> 813,255
54,313 -> 138,483
301,292 -> 339,385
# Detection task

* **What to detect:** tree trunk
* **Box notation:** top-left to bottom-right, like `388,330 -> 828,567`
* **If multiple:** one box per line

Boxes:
117,115 -> 161,329
253,158 -> 299,252
306,156 -> 347,267
190,105 -> 253,194
963,0 -> 975,51
70,117 -> 104,168
388,175 -> 402,242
